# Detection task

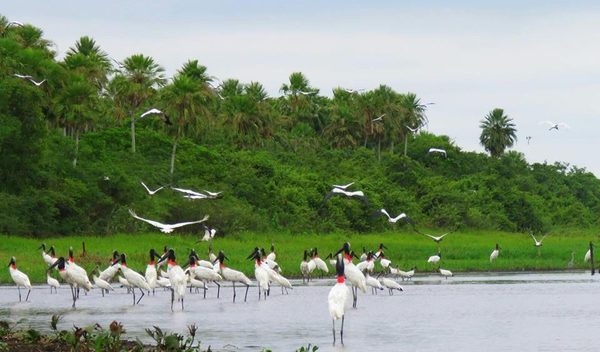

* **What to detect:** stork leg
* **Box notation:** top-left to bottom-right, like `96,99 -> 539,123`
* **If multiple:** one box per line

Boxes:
332,320 -> 336,345
232,282 -> 236,303
216,282 -> 220,298
132,288 -> 136,305
244,284 -> 249,302
340,315 -> 345,345
25,289 -> 30,302
257,284 -> 261,300
181,297 -> 184,311
170,288 -> 175,311
101,289 -> 105,297
136,288 -> 145,304
17,286 -> 21,302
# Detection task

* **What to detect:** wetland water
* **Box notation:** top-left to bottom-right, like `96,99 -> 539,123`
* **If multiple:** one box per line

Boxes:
0,272 -> 599,351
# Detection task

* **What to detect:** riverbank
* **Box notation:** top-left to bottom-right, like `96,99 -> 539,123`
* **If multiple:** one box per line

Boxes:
0,229 -> 597,283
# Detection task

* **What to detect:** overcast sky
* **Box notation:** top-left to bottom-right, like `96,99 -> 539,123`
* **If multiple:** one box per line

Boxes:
5,1 -> 600,175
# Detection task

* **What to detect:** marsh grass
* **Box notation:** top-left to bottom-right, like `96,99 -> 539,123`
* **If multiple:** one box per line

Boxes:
0,228 -> 598,283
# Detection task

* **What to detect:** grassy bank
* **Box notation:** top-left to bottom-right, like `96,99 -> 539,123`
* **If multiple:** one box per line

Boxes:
0,229 -> 598,283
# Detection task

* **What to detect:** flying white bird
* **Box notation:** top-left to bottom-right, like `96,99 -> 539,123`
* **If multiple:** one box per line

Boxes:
378,209 -> 412,224
420,231 -> 451,244
530,233 -> 547,247
340,87 -> 365,94
405,125 -> 419,133
539,121 -> 570,131
328,254 -> 349,346
324,187 -> 369,205
332,182 -> 354,190
428,148 -> 447,157
526,136 -> 532,145
128,209 -> 209,233
140,182 -> 164,195
139,108 -> 172,125
490,244 -> 501,262
13,73 -> 32,79
14,74 -> 45,86
204,190 -> 223,198
171,187 -> 208,198
372,114 -> 385,122
9,257 -> 31,302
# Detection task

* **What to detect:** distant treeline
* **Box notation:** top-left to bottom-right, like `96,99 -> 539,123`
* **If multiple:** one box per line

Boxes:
1,15 -> 599,236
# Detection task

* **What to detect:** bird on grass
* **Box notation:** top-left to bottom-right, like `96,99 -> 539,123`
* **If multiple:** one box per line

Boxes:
328,254 -> 349,346
490,244 -> 501,262
200,224 -> 217,241
128,209 -> 209,233
9,257 -> 31,302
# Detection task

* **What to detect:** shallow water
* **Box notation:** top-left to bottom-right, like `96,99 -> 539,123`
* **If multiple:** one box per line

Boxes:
0,272 -> 599,351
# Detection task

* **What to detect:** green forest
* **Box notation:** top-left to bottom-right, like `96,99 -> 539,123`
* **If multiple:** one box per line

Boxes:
1,15 -> 599,238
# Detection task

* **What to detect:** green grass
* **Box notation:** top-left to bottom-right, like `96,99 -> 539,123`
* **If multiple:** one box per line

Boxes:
1,228 -> 598,283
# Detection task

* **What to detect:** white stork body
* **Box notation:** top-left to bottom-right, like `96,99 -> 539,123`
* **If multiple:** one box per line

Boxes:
380,277 -> 404,295
439,268 -> 453,279
365,274 -> 384,294
92,275 -> 114,296
47,274 -> 60,293
9,258 -> 31,302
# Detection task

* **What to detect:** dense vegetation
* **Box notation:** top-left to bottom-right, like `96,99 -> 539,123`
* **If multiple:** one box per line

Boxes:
1,16 -> 600,237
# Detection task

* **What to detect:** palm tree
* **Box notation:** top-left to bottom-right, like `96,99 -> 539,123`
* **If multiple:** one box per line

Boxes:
400,93 -> 429,156
53,74 -> 98,167
118,54 -> 166,153
63,36 -> 111,89
279,72 -> 322,132
479,108 -> 517,157
162,74 -> 210,178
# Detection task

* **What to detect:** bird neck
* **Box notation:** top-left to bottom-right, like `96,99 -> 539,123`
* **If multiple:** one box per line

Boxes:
149,260 -> 155,265
337,275 -> 345,284
255,259 -> 262,266
344,253 -> 352,262
190,263 -> 197,268
168,259 -> 177,266
68,257 -> 74,263
10,264 -> 16,270
219,262 -> 225,269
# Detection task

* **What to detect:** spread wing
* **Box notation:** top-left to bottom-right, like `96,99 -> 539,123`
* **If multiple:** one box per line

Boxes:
538,120 -> 555,126
172,187 -> 205,197
169,215 -> 210,229
129,209 -> 166,229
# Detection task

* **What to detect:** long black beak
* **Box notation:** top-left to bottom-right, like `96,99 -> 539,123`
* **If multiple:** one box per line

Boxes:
47,260 -> 59,272
111,258 -> 121,267
157,253 -> 168,264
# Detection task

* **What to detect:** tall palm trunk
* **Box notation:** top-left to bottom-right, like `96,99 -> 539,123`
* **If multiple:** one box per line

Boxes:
404,137 -> 408,157
131,119 -> 136,153
170,126 -> 181,180
73,130 -> 80,167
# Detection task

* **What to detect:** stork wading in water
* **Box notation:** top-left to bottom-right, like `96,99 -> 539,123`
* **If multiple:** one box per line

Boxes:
335,242 -> 366,309
157,249 -> 187,311
214,251 -> 251,303
49,257 -> 92,308
9,257 -> 31,302
328,254 -> 349,346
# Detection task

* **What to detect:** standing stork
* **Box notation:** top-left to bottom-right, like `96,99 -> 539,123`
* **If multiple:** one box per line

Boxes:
9,257 -> 31,302
328,254 -> 349,346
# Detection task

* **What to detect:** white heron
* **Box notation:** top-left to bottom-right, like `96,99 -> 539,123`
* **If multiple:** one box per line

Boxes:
47,274 -> 60,294
539,120 -> 570,131
380,277 -> 404,295
129,209 -> 209,233
428,148 -> 447,157
140,182 -> 164,195
439,268 -> 453,279
214,251 -> 251,303
157,249 -> 187,311
116,254 -> 151,305
9,257 -> 31,302
490,244 -> 501,262
328,254 -> 349,346
378,209 -> 411,224
145,249 -> 160,295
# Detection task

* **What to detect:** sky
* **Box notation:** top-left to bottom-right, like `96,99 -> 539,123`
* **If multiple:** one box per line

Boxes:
5,1 -> 600,175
